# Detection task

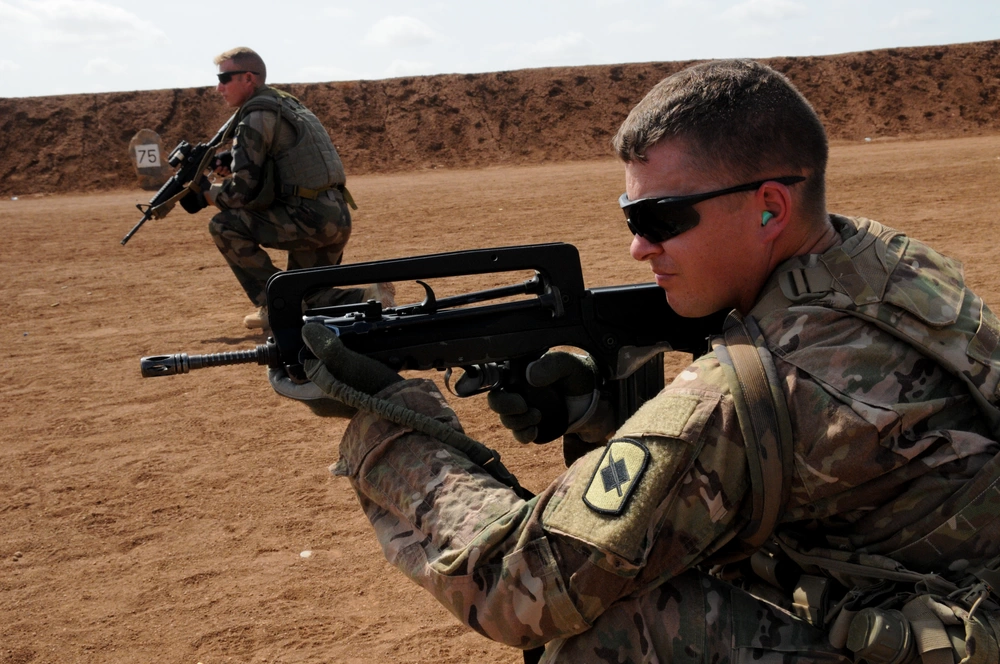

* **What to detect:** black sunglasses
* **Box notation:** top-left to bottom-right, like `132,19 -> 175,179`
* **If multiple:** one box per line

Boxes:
620,175 -> 806,243
217,70 -> 258,84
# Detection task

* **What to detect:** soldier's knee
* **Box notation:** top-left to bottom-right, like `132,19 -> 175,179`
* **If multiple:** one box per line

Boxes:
208,209 -> 247,240
208,212 -> 227,238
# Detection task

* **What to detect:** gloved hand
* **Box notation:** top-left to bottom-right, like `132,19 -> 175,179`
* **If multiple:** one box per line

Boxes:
211,150 -> 233,177
487,352 -> 611,444
268,366 -> 356,418
268,322 -> 403,417
179,175 -> 211,213
301,322 -> 403,394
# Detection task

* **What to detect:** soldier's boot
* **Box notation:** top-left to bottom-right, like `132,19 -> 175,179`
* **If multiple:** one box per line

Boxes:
244,305 -> 270,331
363,282 -> 396,308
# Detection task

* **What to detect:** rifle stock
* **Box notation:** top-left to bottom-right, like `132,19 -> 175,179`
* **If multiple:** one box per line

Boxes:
140,243 -> 726,434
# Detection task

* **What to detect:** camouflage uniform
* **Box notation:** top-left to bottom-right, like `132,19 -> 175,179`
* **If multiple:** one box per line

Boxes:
333,215 -> 1000,662
209,86 -> 362,307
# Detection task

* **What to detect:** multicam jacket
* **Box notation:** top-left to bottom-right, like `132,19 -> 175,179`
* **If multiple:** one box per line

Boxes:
334,215 -> 1000,659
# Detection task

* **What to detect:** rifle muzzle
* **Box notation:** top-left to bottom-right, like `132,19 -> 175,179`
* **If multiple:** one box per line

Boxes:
140,343 -> 280,377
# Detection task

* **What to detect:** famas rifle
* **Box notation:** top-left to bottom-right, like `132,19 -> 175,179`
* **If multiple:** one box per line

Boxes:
139,243 -> 726,441
120,113 -> 237,246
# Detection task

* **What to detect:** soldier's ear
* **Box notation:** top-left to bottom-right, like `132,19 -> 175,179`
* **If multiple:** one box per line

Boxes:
755,181 -> 794,240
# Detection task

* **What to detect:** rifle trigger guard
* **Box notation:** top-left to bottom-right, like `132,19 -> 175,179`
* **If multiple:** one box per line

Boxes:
444,367 -> 461,397
446,364 -> 503,398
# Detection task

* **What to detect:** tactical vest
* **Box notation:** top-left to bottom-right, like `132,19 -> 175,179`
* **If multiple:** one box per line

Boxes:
238,87 -> 346,207
715,215 -> 1000,662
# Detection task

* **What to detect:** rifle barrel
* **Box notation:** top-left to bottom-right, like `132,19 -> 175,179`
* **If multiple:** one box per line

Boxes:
120,211 -> 152,246
141,344 -> 278,377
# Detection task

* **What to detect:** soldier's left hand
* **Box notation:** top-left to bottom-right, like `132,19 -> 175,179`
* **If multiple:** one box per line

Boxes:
268,366 -> 356,418
300,323 -> 403,396
269,323 -> 403,418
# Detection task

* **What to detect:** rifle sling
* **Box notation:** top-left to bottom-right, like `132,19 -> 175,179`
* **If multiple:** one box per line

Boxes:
317,370 -> 533,501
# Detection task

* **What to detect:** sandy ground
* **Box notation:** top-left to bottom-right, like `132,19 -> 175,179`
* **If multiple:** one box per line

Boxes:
2,135 -> 1000,663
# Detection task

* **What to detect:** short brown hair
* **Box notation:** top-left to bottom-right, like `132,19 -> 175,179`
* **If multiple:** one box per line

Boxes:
613,59 -> 828,219
214,46 -> 267,84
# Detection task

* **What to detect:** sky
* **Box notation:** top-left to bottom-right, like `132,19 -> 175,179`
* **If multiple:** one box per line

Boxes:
0,0 -> 997,98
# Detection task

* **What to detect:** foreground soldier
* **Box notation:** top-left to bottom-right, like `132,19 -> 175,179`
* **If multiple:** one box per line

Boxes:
278,60 -> 1000,662
206,47 -> 392,329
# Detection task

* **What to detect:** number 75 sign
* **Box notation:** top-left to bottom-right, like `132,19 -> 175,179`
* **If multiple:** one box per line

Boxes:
129,129 -> 170,190
136,145 -> 161,168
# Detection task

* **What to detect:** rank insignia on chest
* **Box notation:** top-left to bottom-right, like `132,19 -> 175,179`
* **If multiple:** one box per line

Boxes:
583,438 -> 650,515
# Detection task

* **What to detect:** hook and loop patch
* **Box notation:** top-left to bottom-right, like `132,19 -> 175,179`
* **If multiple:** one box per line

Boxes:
583,438 -> 650,515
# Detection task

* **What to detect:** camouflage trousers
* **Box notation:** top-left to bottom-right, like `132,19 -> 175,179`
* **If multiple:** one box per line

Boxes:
543,570 -> 851,663
208,190 -> 364,306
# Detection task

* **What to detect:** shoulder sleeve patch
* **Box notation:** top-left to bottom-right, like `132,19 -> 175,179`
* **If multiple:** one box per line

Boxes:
543,391 -> 721,567
583,438 -> 650,515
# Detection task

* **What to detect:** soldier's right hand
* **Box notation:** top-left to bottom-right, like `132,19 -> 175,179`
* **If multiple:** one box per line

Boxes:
487,351 -> 613,444
211,150 -> 233,177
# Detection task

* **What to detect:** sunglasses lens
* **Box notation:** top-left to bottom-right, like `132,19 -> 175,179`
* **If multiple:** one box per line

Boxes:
624,202 -> 700,243
218,72 -> 232,84
626,218 -> 645,240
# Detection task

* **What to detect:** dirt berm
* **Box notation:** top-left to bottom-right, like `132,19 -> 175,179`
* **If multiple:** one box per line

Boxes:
2,39 -> 999,196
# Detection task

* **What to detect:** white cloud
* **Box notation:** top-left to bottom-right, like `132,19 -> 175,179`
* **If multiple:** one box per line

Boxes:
0,59 -> 20,71
83,56 -> 124,74
0,1 -> 36,23
595,0 -> 698,8
523,32 -> 587,57
322,6 -> 354,19
385,59 -> 433,77
485,31 -> 593,68
722,0 -> 807,21
888,8 -> 933,28
364,16 -> 438,47
295,64 -> 358,82
0,0 -> 165,46
608,19 -> 655,34
153,62 -> 215,90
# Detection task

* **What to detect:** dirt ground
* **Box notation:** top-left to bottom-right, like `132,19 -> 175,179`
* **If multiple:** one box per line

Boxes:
2,135 -> 1000,664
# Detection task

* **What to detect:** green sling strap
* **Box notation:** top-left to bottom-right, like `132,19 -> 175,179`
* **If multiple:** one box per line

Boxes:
712,310 -> 795,550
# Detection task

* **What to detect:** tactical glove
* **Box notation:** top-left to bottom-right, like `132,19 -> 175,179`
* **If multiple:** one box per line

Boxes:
269,322 -> 403,417
179,175 -> 211,213
487,351 -> 613,444
268,367 -> 356,418
210,150 -> 233,176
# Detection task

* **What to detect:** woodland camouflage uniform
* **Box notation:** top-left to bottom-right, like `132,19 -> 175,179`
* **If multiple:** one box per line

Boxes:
333,215 -> 1000,662
209,86 -> 361,307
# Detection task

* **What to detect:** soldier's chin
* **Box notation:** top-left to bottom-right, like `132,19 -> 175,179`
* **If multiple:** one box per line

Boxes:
665,293 -> 714,319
